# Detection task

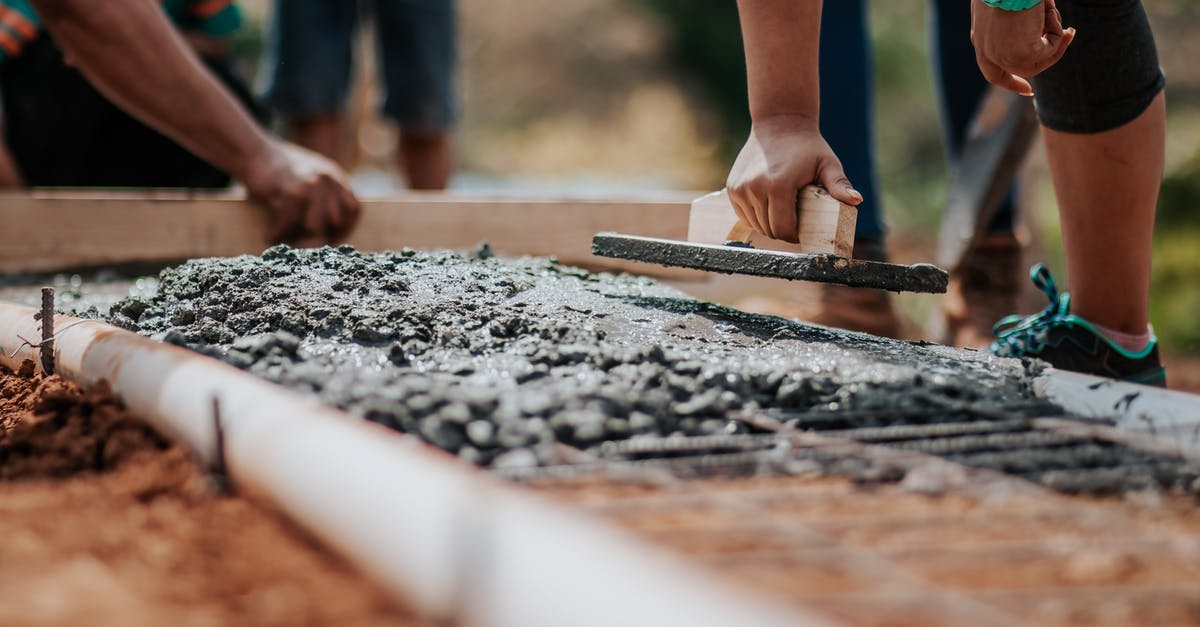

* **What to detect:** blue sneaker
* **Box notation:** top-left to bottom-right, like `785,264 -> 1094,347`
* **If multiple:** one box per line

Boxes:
989,265 -> 1166,387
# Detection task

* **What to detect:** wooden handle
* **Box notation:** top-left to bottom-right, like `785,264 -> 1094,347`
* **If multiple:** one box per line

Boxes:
688,185 -> 857,257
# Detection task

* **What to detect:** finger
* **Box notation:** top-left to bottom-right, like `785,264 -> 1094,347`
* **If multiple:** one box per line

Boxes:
1037,27 -> 1075,74
977,54 -> 1033,96
328,185 -> 360,242
266,200 -> 296,244
302,188 -> 327,238
816,161 -> 862,207
766,187 -> 799,244
739,187 -> 768,236
726,185 -> 753,230
272,204 -> 304,244
1043,0 -> 1064,37
319,186 -> 343,241
732,183 -> 768,237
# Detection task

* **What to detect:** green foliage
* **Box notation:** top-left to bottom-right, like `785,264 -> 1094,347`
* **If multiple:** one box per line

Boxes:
1151,232 -> 1200,352
1152,149 -> 1200,351
1157,151 -> 1200,230
868,3 -> 945,233
630,0 -> 748,161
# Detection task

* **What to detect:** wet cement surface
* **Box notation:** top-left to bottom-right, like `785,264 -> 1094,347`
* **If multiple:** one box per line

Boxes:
97,245 -> 1041,469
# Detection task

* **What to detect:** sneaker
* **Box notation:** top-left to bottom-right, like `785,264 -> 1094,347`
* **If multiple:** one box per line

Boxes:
937,232 -> 1022,349
989,264 -> 1167,387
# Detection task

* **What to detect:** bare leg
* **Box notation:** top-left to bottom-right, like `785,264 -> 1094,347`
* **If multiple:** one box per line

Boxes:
398,131 -> 452,190
287,113 -> 345,166
1041,92 -> 1164,334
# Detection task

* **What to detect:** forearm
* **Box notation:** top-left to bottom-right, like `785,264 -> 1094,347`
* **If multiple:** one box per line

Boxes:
0,134 -> 22,187
735,0 -> 823,125
33,0 -> 272,182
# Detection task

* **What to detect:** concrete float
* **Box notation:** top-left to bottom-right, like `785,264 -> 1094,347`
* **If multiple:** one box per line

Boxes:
0,303 -> 826,627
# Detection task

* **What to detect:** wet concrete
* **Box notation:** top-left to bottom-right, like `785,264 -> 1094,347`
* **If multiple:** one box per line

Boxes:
100,245 -> 1037,468
592,233 -> 948,293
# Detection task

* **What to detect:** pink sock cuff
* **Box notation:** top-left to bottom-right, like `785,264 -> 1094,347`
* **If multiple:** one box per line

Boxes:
1094,322 -> 1153,354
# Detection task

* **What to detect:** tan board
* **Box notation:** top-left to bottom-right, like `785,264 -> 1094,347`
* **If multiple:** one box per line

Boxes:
687,186 -> 856,257
0,190 -> 704,278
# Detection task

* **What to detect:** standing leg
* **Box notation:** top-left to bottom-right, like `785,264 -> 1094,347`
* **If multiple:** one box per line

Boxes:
375,0 -> 458,190
260,0 -> 358,166
1043,94 -> 1163,334
990,0 -> 1166,385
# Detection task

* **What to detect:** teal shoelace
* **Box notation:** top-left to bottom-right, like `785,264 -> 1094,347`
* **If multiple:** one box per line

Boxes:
990,264 -> 1072,358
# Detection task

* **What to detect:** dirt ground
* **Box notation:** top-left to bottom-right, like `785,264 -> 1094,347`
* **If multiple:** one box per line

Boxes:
535,474 -> 1200,627
0,364 -> 418,627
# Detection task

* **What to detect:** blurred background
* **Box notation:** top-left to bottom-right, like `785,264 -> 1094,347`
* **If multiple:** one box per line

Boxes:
232,0 -> 1200,367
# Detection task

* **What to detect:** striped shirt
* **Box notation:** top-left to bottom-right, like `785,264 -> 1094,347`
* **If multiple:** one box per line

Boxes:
0,0 -> 244,62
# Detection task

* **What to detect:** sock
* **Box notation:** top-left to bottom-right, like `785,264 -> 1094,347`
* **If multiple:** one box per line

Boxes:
1094,322 -> 1153,354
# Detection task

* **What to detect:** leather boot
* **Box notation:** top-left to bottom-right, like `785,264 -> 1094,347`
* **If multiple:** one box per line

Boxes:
937,232 -> 1022,348
737,239 -> 902,339
808,239 -> 901,338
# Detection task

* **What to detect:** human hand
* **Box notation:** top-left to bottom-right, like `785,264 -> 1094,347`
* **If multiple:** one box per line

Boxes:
241,140 -> 361,244
726,115 -> 861,243
970,0 -> 1075,96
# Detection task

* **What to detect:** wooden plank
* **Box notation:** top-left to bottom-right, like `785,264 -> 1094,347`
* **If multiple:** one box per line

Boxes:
0,190 -> 703,278
686,186 -> 857,257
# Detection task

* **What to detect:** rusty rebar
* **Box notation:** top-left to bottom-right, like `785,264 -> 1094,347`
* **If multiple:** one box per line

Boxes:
210,396 -> 233,493
39,287 -> 55,375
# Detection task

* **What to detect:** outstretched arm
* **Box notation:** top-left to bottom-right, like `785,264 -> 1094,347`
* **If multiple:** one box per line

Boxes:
32,0 -> 360,243
728,0 -> 860,244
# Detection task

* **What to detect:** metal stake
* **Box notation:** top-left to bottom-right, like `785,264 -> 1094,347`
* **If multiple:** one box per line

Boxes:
211,396 -> 233,493
40,287 -> 55,375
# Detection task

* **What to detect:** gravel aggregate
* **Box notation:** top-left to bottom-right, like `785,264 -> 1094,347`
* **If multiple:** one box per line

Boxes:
102,245 -> 1045,467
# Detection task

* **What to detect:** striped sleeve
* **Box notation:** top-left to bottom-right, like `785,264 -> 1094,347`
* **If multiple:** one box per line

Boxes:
0,0 -> 40,62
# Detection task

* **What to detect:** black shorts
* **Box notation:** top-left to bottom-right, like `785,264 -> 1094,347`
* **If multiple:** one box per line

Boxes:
0,36 -> 267,188
1030,0 -> 1165,134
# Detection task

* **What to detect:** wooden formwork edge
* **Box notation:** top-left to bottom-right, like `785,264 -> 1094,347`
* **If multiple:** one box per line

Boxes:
0,302 -> 829,627
0,190 -> 706,280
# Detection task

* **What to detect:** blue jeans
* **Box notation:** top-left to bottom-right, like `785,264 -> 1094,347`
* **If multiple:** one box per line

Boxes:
819,0 -> 1016,242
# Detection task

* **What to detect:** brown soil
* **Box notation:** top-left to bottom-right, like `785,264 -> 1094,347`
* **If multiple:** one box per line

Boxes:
535,475 -> 1200,627
0,364 -> 418,627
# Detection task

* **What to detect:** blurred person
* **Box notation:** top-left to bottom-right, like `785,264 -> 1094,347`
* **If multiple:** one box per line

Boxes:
2,0 -> 359,243
728,0 -> 1166,386
803,0 -> 1023,345
261,0 -> 458,190
2,0 -> 260,189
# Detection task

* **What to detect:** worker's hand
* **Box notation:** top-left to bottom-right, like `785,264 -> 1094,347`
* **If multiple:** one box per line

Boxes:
727,115 -> 861,243
970,0 -> 1075,96
241,140 -> 361,244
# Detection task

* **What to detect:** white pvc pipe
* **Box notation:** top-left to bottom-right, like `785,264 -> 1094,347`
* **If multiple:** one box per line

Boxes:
0,304 -> 827,627
1036,369 -> 1200,457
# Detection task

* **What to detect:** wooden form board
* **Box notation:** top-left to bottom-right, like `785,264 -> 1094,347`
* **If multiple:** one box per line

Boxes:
687,187 -> 856,258
0,190 -> 702,278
